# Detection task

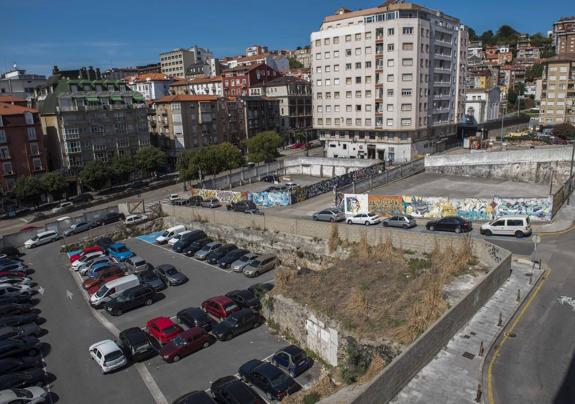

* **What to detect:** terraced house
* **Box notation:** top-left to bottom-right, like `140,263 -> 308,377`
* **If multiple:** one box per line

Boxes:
37,67 -> 150,172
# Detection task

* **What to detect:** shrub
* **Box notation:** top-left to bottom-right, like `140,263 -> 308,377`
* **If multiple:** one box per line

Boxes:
303,392 -> 321,404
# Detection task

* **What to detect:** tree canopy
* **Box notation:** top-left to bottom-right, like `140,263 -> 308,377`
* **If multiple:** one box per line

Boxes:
110,155 -> 136,183
526,63 -> 544,82
135,146 -> 167,177
245,131 -> 283,163
13,176 -> 44,205
288,57 -> 304,69
178,143 -> 243,181
79,160 -> 111,191
40,171 -> 67,199
552,123 -> 575,140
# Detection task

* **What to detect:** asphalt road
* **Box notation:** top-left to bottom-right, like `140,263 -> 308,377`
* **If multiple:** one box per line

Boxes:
491,227 -> 575,404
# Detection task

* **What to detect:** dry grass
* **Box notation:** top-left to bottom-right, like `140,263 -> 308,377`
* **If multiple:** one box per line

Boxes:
276,235 -> 477,344
328,223 -> 340,253
281,375 -> 339,404
357,355 -> 386,384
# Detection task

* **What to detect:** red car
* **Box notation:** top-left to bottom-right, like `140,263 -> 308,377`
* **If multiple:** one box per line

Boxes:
159,327 -> 211,363
0,271 -> 26,278
290,143 -> 305,150
146,317 -> 183,344
201,296 -> 241,321
69,246 -> 104,263
82,267 -> 124,290
19,226 -> 39,232
86,274 -> 125,296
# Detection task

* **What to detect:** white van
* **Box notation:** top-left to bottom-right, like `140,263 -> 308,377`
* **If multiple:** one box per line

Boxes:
24,230 -> 60,249
167,230 -> 192,247
155,225 -> 186,244
480,216 -> 532,238
90,274 -> 140,308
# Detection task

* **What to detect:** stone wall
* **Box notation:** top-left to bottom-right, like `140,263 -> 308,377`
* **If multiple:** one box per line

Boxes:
283,157 -> 377,178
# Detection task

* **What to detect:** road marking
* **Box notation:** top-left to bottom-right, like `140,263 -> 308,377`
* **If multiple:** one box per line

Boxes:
38,286 -> 45,296
557,296 -> 575,312
487,270 -> 549,404
136,363 -> 169,404
66,289 -> 74,300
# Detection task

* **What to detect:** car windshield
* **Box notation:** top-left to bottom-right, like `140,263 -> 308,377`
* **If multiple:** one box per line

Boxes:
95,285 -> 109,298
161,231 -> 169,237
239,255 -> 250,262
222,317 -> 238,326
117,246 -> 129,253
270,372 -> 291,388
292,351 -> 306,364
405,215 -> 414,220
224,303 -> 239,312
250,260 -> 261,266
166,268 -> 177,276
13,389 -> 33,398
104,350 -> 124,362
31,236 -> 39,241
171,335 -> 187,347
163,325 -> 179,334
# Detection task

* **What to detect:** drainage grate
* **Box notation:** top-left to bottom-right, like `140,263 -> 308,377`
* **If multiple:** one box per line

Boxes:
463,352 -> 476,360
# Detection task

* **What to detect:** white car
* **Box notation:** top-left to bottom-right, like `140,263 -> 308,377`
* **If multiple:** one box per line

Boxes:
79,256 -> 113,276
0,386 -> 48,403
0,277 -> 35,287
169,193 -> 180,201
52,201 -> 73,214
480,216 -> 532,238
24,230 -> 60,249
0,284 -> 35,297
71,251 -> 105,271
167,230 -> 192,247
89,339 -> 128,374
123,214 -> 148,226
346,212 -> 382,226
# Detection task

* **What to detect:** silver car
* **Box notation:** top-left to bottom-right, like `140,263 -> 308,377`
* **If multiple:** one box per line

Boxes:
64,221 -> 92,237
200,198 -> 221,209
125,256 -> 149,273
382,215 -> 417,229
312,208 -> 346,222
194,242 -> 222,260
243,254 -> 278,278
231,253 -> 259,273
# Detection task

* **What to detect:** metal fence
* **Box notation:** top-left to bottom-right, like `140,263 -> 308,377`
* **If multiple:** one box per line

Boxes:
341,159 -> 425,195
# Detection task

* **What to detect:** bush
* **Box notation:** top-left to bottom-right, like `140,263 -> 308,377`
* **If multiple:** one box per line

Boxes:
341,341 -> 370,384
303,392 -> 321,404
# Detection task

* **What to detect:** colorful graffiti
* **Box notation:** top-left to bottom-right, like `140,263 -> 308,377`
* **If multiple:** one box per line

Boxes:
248,191 -> 290,208
191,189 -> 246,204
343,194 -> 369,215
450,198 -> 494,221
368,195 -> 404,216
493,197 -> 552,221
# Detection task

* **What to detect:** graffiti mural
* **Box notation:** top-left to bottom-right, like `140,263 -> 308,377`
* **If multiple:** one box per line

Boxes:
249,191 -> 290,208
368,195 -> 404,216
450,198 -> 495,221
402,196 -> 452,218
343,194 -> 369,215
191,189 -> 246,204
493,197 -> 552,221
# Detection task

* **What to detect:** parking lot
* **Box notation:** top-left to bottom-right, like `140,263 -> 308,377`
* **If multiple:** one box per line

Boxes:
25,228 -> 321,403
232,174 -> 326,193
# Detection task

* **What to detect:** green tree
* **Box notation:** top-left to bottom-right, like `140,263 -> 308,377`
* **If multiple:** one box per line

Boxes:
467,27 -> 478,41
40,171 -> 67,200
246,131 -> 283,163
495,25 -> 519,44
135,146 -> 167,177
526,63 -> 544,82
178,143 -> 243,181
218,143 -> 244,171
13,176 -> 44,206
541,48 -> 556,58
552,123 -> 575,140
288,57 -> 304,69
79,160 -> 111,191
479,30 -> 495,45
110,155 -> 136,183
529,33 -> 552,49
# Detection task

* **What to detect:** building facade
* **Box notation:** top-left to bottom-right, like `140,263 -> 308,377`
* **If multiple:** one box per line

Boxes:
37,72 -> 150,172
189,76 -> 223,96
0,102 -> 48,192
539,54 -> 575,126
289,48 -> 312,69
226,97 -> 281,142
553,17 -> 575,56
464,87 -> 500,124
0,66 -> 47,100
222,64 -> 281,97
160,46 -> 213,78
312,3 -> 467,162
127,73 -> 173,101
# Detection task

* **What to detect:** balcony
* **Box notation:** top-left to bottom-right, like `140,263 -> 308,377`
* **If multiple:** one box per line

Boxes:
433,81 -> 452,87
433,94 -> 451,100
433,67 -> 452,74
434,53 -> 452,60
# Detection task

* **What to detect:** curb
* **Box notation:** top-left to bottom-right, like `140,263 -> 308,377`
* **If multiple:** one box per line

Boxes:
536,223 -> 575,237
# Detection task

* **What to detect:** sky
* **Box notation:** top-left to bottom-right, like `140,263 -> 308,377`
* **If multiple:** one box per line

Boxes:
1,0 -> 573,76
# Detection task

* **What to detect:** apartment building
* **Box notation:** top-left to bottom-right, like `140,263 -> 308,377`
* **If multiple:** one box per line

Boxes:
160,46 -> 213,78
249,76 -> 312,132
0,65 -> 47,99
189,76 -> 223,96
37,69 -> 150,172
312,3 -> 467,162
0,101 -> 48,192
539,54 -> 575,126
222,64 -> 280,97
127,73 -> 173,101
246,45 -> 268,57
553,17 -> 575,56
465,87 -> 500,124
224,97 -> 281,142
289,48 -> 312,69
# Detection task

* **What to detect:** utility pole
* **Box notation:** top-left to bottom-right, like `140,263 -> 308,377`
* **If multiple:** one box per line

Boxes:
569,139 -> 575,205
500,105 -> 506,145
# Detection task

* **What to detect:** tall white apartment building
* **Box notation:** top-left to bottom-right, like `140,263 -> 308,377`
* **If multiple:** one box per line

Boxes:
160,46 -> 214,78
311,3 -> 467,162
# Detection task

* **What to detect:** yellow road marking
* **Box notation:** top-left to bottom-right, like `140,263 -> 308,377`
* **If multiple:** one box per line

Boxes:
487,270 -> 549,404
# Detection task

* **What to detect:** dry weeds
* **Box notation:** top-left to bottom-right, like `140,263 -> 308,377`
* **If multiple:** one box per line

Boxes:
281,375 -> 339,404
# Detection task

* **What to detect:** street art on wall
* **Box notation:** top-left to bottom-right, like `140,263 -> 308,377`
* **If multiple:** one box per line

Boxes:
401,196 -> 452,219
249,191 -> 290,208
493,197 -> 552,221
450,198 -> 494,221
191,189 -> 246,204
368,195 -> 404,216
343,194 -> 369,215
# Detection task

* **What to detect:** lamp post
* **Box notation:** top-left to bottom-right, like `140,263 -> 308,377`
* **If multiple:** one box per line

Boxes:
569,138 -> 575,205
500,105 -> 506,145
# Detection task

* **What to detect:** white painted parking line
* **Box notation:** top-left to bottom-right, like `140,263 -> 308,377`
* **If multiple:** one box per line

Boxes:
136,363 -> 169,404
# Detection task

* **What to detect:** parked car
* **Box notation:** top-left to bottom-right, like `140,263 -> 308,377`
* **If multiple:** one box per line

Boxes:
194,242 -> 222,260
0,263 -> 29,276
87,262 -> 123,279
63,221 -> 92,237
0,324 -> 42,340
88,339 -> 128,374
69,245 -> 103,263
123,214 -> 148,226
125,256 -> 149,274
71,251 -> 105,271
200,198 -> 221,209
70,193 -> 94,203
0,248 -> 20,260
247,283 -> 274,299
0,357 -> 42,375
187,196 -> 204,207
159,327 -> 211,363
119,327 -> 157,362
0,304 -> 37,318
23,231 -> 60,249
0,295 -> 38,307
126,180 -> 146,191
78,256 -> 112,276
105,285 -> 157,316
0,386 -> 47,403
226,201 -> 257,213
0,368 -> 46,390
86,274 -> 124,296
238,359 -> 301,401
155,225 -> 187,245
212,309 -> 263,341
0,337 -> 39,359
261,175 -> 280,183
154,264 -> 188,286
51,201 -> 73,214
0,286 -> 35,299
480,216 -> 532,238
168,230 -> 193,247
201,296 -> 241,321
173,391 -> 216,404
184,238 -> 212,257
346,212 -> 381,226
382,215 -> 417,229
264,185 -> 287,192
0,315 -> 38,328
82,267 -> 124,289
131,271 -> 163,295
225,289 -> 261,311
173,230 -> 207,253
207,244 -> 237,265
106,243 -> 134,262
176,307 -> 213,332
90,274 -> 140,308
243,254 -> 278,278
426,216 -> 472,234
218,249 -> 249,269
146,317 -> 183,345
231,253 -> 259,273
271,345 -> 314,378
210,376 -> 263,404
95,212 -> 125,226
169,194 -> 180,202
95,237 -> 115,251
312,209 -> 346,222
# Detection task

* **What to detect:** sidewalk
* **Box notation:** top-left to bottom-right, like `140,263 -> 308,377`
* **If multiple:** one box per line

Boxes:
534,194 -> 575,234
391,258 -> 544,404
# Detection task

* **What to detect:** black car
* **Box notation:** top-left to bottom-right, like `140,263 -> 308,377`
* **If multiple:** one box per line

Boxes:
126,180 -> 146,190
261,175 -> 279,183
70,193 -> 94,203
96,212 -> 125,226
0,296 -> 39,307
226,200 -> 257,213
187,196 -> 204,207
173,230 -> 208,253
210,375 -> 263,404
0,247 -> 20,260
0,337 -> 39,359
238,360 -> 301,401
212,309 -> 263,341
0,314 -> 39,328
173,391 -> 216,404
105,285 -> 157,316
137,270 -> 166,291
95,237 -> 115,250
247,283 -> 274,299
426,216 -> 472,234
218,249 -> 249,269
176,307 -> 213,332
0,368 -> 46,389
0,324 -> 43,340
0,357 -> 42,375
119,327 -> 157,362
225,289 -> 261,311
155,264 -> 188,286
0,304 -> 38,317
207,244 -> 237,265
184,238 -> 212,256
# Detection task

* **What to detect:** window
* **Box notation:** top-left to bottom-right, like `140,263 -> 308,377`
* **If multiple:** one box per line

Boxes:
333,50 -> 339,58
355,76 -> 361,84
402,58 -> 413,66
29,142 -> 40,156
365,90 -> 372,98
346,91 -> 352,98
346,63 -> 352,70
26,127 -> 37,140
345,35 -> 352,42
365,118 -> 372,126
0,130 -> 6,143
403,27 -> 413,35
402,42 -> 414,51
333,78 -> 340,86
326,105 -> 332,112
24,112 -> 34,125
355,118 -> 362,126
387,104 -> 394,111
0,146 -> 10,159
324,38 -> 330,45
355,90 -> 362,98
401,103 -> 412,111
388,28 -> 395,35
317,118 -> 323,125
324,52 -> 331,59
355,48 -> 361,56
333,36 -> 340,44
355,33 -> 362,41
387,89 -> 394,96
402,73 -> 413,81
317,106 -> 323,112
365,76 -> 372,84
401,118 -> 412,126
365,46 -> 372,54
402,88 -> 412,96
315,39 -> 321,46
355,62 -> 362,69
346,77 -> 352,85
346,49 -> 352,56
325,92 -> 332,99
365,104 -> 372,112
346,118 -> 352,125
316,92 -> 323,99
335,118 -> 340,125
387,59 -> 395,67
365,31 -> 372,40
316,53 -> 322,60
386,118 -> 394,126
366,61 -> 372,68
334,105 -> 340,112
334,64 -> 339,72
316,66 -> 322,73
325,79 -> 331,86
334,91 -> 340,99
316,80 -> 322,86
2,161 -> 13,174
326,118 -> 332,125
356,105 -> 362,111
387,74 -> 394,82
346,105 -> 352,112
387,44 -> 395,51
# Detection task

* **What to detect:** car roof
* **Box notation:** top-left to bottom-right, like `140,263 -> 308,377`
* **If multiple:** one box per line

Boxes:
120,327 -> 149,344
129,256 -> 146,263
150,316 -> 174,328
281,345 -> 304,356
105,274 -> 137,288
495,215 -> 528,220
157,264 -> 175,271
182,327 -> 206,338
255,254 -> 275,261
36,230 -> 56,237
91,339 -> 121,355
207,295 -> 233,305
255,362 -> 283,378
110,242 -> 126,249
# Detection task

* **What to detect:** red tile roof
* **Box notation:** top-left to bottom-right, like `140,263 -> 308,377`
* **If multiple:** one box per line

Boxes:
169,79 -> 191,87
131,73 -> 171,82
0,102 -> 37,116
155,95 -> 218,103
189,76 -> 222,84
0,95 -> 27,104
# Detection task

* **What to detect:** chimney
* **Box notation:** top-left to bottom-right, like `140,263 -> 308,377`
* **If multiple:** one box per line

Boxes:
80,67 -> 88,79
95,68 -> 101,80
88,66 -> 96,80
52,65 -> 61,76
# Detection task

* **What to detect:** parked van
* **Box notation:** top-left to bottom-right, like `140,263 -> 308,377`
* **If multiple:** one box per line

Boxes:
155,225 -> 186,244
24,230 -> 60,249
90,274 -> 140,308
167,230 -> 192,247
480,216 -> 532,238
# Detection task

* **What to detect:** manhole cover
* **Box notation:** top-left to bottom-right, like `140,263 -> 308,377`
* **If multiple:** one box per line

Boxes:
463,352 -> 476,360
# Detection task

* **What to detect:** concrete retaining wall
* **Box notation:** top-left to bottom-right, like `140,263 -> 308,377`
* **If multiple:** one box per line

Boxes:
284,157 -> 376,178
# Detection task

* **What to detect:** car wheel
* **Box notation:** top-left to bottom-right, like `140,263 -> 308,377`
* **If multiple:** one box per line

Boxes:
145,299 -> 153,306
429,225 -> 435,231
383,222 -> 389,227
347,220 -> 352,224
402,224 -> 408,229
455,226 -> 462,234
202,341 -> 210,348
364,221 -> 370,226
312,216 -> 317,221
115,309 -> 122,316
515,231 -> 524,238
172,355 -> 180,362
330,217 -> 335,223
484,229 -> 492,236
253,321 -> 260,329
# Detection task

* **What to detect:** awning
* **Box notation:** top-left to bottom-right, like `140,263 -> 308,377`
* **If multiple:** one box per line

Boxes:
110,96 -> 124,103
85,96 -> 100,103
133,94 -> 145,102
